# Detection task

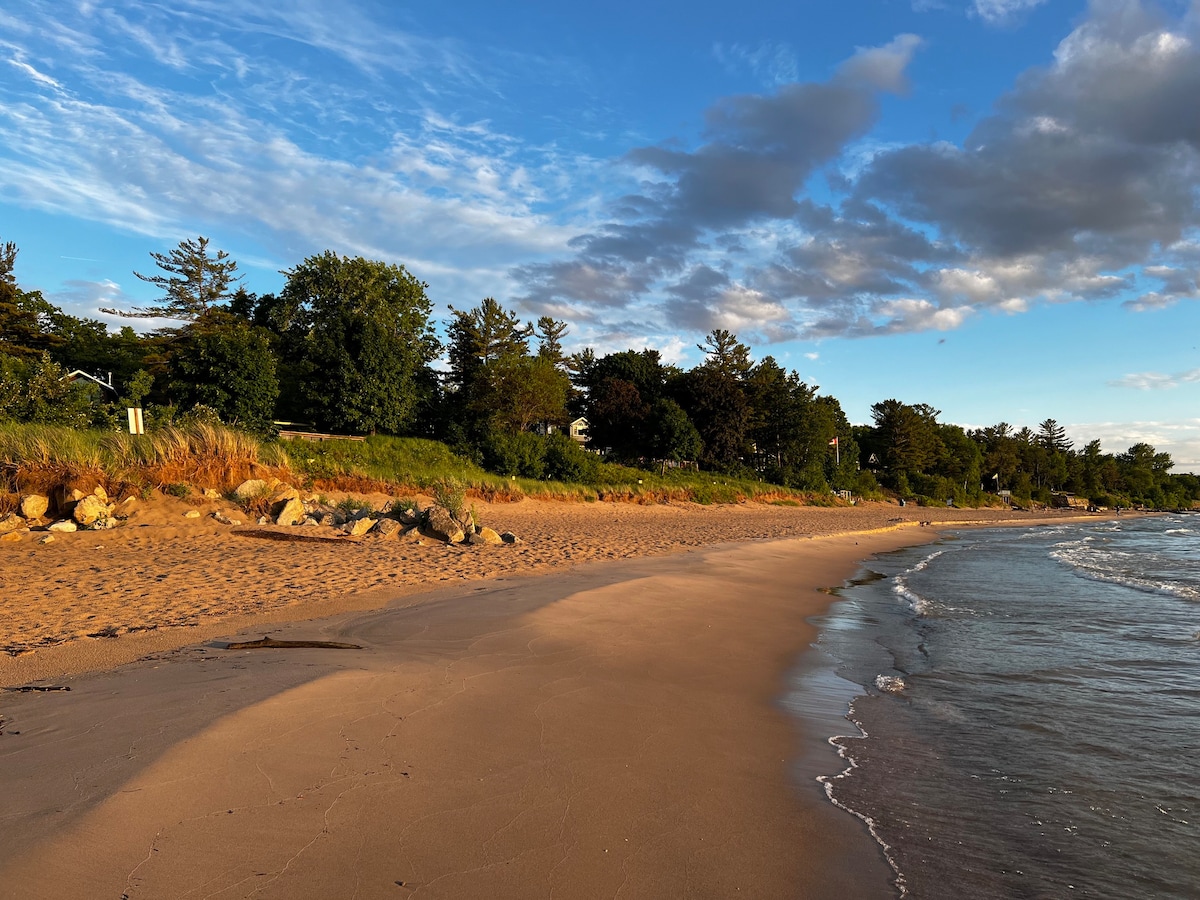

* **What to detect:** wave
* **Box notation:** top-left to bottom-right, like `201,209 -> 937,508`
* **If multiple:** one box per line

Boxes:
892,579 -> 936,616
1050,542 -> 1200,602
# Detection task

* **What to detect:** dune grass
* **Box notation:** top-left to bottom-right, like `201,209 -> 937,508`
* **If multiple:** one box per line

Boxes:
0,422 -> 290,494
0,424 -> 841,508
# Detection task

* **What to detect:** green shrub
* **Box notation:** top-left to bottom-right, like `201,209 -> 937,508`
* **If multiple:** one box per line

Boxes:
543,434 -> 600,483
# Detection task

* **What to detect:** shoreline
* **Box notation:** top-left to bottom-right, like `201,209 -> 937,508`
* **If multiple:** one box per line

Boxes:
0,503 -> 1119,898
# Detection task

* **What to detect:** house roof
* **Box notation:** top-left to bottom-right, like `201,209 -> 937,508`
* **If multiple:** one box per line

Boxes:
63,371 -> 117,394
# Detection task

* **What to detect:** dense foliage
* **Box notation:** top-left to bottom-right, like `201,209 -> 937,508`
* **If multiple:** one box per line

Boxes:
1,235 -> 1197,508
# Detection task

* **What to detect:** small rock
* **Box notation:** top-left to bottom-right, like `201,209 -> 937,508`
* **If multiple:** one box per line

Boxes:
202,488 -> 221,500
213,510 -> 238,525
317,512 -> 340,527
302,516 -> 319,526
92,485 -> 108,502
394,507 -> 421,526
39,535 -> 55,544
257,516 -> 271,525
499,531 -> 521,544
47,520 -> 78,533
0,531 -> 21,542
19,494 -> 49,519
0,513 -> 27,534
184,509 -> 202,518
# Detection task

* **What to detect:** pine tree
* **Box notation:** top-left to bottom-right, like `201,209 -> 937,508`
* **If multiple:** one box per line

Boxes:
104,236 -> 240,322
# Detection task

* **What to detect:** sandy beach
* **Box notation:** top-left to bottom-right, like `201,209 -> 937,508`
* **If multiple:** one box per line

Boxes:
0,499 -> 1094,898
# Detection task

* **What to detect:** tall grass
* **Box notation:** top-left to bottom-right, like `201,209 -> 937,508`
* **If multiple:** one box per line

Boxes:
0,422 -> 290,493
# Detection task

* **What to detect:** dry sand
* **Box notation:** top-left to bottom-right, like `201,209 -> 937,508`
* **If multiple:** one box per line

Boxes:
0,499 -> 1099,898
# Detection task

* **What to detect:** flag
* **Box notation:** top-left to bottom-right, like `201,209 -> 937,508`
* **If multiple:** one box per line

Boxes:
828,437 -> 839,446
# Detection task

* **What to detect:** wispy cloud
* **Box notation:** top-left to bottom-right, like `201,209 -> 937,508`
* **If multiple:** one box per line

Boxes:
0,0 -> 604,309
1110,369 -> 1200,390
712,41 -> 799,86
971,0 -> 1050,26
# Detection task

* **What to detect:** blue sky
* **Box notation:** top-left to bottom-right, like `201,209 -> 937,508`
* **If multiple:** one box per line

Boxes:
2,0 -> 1198,468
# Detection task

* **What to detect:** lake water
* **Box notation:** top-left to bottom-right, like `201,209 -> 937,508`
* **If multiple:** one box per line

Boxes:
791,514 -> 1200,899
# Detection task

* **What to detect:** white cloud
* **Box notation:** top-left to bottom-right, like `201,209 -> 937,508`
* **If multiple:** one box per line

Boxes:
1068,418 -> 1200,471
971,0 -> 1049,26
1110,368 -> 1200,390
7,57 -> 62,90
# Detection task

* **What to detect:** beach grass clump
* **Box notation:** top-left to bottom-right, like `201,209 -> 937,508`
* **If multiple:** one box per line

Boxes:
430,477 -> 466,519
0,422 -> 291,495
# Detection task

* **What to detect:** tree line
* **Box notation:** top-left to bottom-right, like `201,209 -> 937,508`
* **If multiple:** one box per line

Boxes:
1,236 -> 1196,509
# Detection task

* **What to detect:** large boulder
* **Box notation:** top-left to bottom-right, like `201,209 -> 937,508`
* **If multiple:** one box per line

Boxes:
373,517 -> 403,538
274,496 -> 306,527
73,495 -> 111,526
345,516 -> 378,537
19,494 -> 49,519
269,485 -> 301,505
421,506 -> 465,544
476,526 -> 504,545
232,479 -> 269,501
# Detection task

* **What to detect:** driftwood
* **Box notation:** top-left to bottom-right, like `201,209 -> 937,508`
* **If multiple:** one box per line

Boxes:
221,636 -> 362,650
